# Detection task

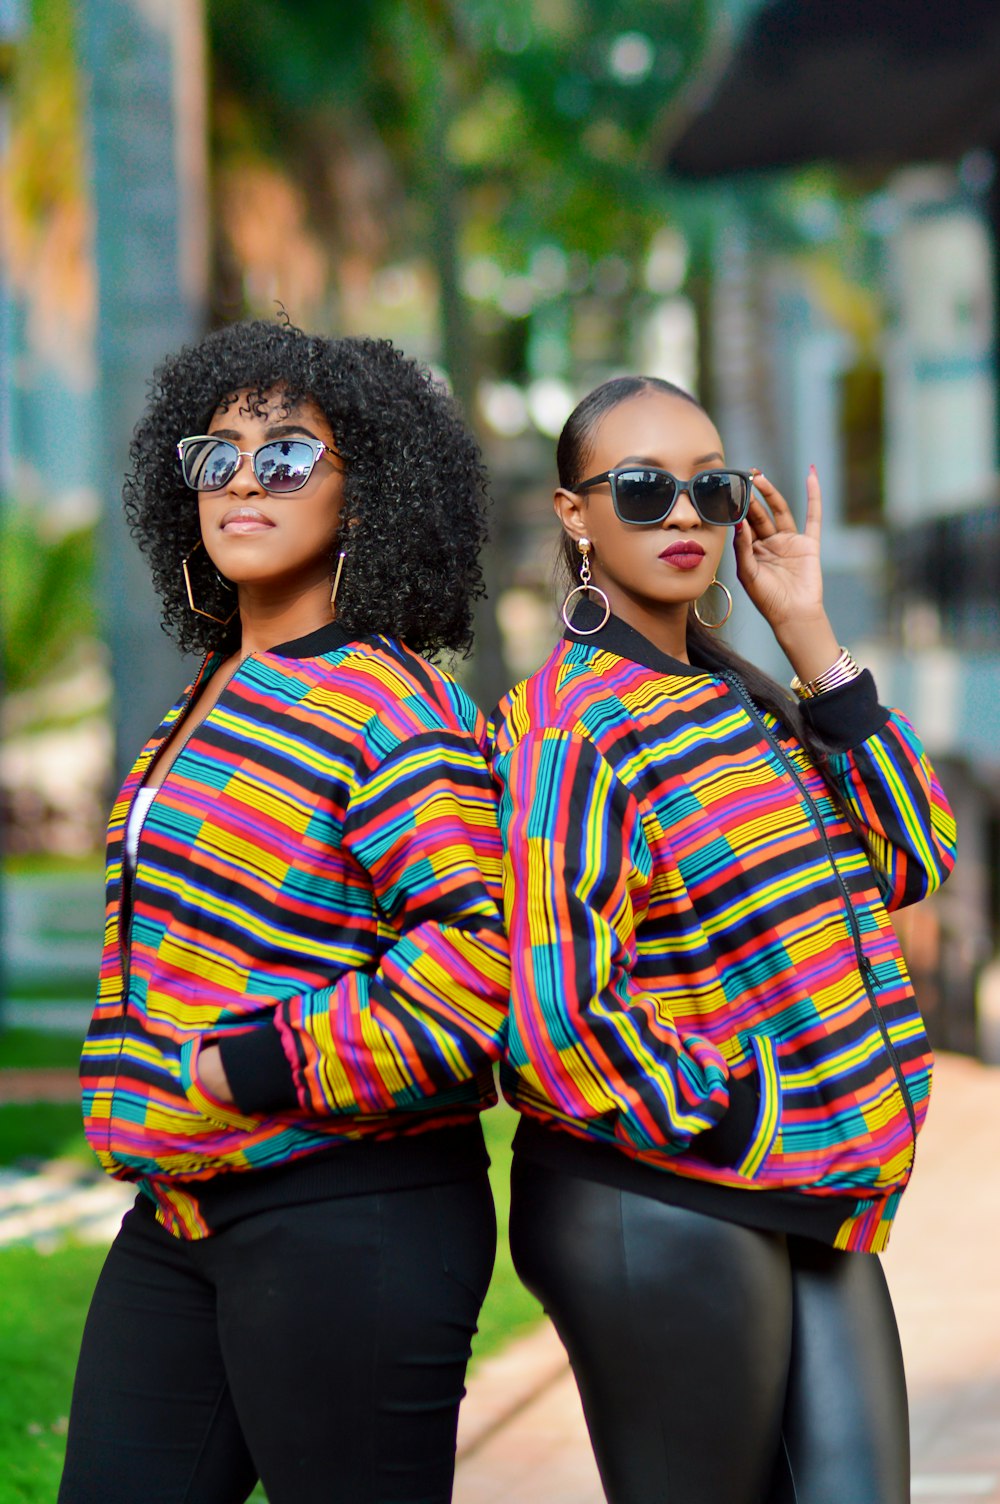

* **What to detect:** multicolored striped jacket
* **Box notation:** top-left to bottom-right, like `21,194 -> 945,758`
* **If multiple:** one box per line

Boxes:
492,608 -> 956,1252
81,622 -> 509,1239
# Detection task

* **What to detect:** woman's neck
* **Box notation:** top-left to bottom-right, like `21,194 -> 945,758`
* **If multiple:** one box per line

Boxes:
235,578 -> 335,659
597,582 -> 691,663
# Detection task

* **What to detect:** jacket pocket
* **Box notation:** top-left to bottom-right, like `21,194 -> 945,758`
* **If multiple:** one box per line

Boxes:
733,1033 -> 781,1179
179,1036 -> 260,1132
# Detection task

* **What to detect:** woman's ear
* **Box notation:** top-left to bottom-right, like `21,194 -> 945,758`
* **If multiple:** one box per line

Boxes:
554,486 -> 588,542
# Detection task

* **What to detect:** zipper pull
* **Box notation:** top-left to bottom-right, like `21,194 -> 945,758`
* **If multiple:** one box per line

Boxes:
860,954 -> 878,989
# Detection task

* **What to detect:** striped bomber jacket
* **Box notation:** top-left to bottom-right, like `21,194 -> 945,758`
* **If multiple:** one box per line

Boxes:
81,622 -> 509,1239
491,607 -> 957,1253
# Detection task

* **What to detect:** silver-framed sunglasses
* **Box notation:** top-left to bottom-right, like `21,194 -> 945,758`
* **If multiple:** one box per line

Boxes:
176,436 -> 337,495
574,466 -> 754,527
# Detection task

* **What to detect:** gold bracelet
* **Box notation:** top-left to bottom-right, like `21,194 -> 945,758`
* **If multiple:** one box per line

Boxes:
790,647 -> 862,700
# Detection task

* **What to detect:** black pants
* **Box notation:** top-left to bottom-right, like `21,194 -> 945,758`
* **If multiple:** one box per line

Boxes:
511,1159 -> 909,1504
59,1176 -> 496,1504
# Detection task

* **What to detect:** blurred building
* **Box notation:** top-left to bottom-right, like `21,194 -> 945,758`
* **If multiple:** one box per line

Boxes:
0,0 -> 25,494
662,0 -> 1000,1056
1,0 -> 207,864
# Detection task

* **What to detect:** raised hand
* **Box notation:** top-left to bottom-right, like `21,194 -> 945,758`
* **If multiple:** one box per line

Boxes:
733,466 -> 842,684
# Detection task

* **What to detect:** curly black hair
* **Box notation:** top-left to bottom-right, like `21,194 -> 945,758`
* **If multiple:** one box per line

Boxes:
124,319 -> 489,659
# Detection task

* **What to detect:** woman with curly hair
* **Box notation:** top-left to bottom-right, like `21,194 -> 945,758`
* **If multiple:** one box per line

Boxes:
59,319 -> 510,1504
492,376 -> 956,1503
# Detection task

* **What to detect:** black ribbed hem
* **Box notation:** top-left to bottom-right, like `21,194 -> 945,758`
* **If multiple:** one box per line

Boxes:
694,1073 -> 760,1167
513,1117 -> 857,1247
798,670 -> 890,751
153,1120 -> 490,1236
219,1024 -> 299,1114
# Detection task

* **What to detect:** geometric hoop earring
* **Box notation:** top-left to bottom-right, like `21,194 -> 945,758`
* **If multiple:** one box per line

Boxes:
181,539 -> 237,625
561,536 -> 611,634
693,576 -> 733,630
329,550 -> 346,614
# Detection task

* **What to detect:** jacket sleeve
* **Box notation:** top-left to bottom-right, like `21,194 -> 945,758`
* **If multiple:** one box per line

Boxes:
220,729 -> 509,1116
800,672 -> 957,910
495,726 -> 757,1159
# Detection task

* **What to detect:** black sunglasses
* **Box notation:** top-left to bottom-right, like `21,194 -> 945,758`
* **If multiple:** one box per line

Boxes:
575,466 -> 754,527
176,436 -> 337,495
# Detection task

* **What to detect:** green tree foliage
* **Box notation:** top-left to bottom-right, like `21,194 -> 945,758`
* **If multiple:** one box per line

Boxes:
5,0 -> 92,377
206,0 -> 716,357
0,505 -> 96,696
7,0 -> 82,230
203,1 -> 731,706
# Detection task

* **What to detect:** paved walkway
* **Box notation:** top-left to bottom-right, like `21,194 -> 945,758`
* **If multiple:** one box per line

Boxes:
0,1067 -> 131,1250
0,1067 -> 82,1102
454,1053 -> 1000,1504
2,1052 -> 997,1499
0,1158 -> 131,1249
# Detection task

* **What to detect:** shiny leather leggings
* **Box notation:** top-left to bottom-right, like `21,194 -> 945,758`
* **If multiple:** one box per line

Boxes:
510,1159 -> 910,1504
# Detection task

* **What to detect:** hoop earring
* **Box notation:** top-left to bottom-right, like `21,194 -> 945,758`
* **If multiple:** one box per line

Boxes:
561,537 -> 611,634
330,550 -> 346,613
181,540 -> 237,625
693,577 -> 733,629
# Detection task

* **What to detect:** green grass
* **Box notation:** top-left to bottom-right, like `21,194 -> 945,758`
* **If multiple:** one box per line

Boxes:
0,1242 -> 107,1504
0,1030 -> 84,1070
3,979 -> 95,1002
0,1032 -> 91,1169
2,856 -> 103,878
0,1099 -> 543,1501
0,1105 -> 91,1169
476,1099 -> 544,1359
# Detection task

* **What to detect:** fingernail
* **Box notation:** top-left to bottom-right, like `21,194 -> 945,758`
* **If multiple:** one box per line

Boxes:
734,521 -> 744,535
809,463 -> 817,475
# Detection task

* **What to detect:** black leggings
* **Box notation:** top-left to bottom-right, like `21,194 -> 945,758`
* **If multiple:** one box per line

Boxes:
59,1176 -> 495,1504
510,1159 -> 909,1504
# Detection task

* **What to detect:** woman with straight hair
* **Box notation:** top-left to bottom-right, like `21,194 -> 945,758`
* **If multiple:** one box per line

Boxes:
60,318 -> 509,1504
492,374 -> 956,1504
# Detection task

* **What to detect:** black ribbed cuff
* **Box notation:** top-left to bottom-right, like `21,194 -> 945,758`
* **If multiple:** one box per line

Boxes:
695,1074 -> 760,1168
219,1024 -> 299,1115
798,669 -> 890,751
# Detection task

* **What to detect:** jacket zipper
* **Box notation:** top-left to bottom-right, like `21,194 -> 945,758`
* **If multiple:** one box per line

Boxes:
721,671 -> 918,1146
103,654 -> 216,1166
116,654 -> 216,981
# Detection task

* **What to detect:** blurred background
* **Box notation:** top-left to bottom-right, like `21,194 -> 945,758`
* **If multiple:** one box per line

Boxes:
3,0 -> 998,1058
1,1 -> 1000,1494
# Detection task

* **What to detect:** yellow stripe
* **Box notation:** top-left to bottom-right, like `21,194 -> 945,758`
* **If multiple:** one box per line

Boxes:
736,1040 -> 779,1177
705,859 -> 833,933
868,736 -> 936,874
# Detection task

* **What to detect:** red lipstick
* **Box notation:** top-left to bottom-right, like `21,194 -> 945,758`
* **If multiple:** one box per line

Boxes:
659,541 -> 705,571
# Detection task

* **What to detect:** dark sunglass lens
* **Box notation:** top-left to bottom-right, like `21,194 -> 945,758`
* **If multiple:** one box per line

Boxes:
182,439 -> 238,491
693,471 -> 748,524
614,469 -> 677,524
254,440 -> 317,493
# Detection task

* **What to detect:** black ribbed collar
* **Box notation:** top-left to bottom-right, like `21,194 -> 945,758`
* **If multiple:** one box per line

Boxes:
269,620 -> 356,659
564,598 -> 705,678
